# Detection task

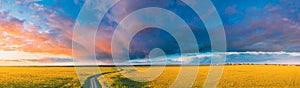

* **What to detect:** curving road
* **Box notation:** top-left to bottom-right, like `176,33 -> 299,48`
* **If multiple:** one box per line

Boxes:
82,74 -> 102,88
82,71 -> 119,88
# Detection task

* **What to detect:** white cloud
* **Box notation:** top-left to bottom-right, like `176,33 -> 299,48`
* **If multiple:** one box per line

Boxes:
128,51 -> 300,65
227,51 -> 300,56
0,50 -> 71,60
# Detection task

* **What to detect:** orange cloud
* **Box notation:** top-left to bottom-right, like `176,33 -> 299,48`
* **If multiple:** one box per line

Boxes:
0,18 -> 72,56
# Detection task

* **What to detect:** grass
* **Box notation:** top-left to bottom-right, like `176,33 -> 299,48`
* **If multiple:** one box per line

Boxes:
100,70 -> 147,88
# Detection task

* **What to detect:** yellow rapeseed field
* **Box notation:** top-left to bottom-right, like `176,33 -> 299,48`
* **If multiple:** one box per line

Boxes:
0,67 -> 81,88
1,65 -> 300,87
101,65 -> 300,88
0,67 -> 117,88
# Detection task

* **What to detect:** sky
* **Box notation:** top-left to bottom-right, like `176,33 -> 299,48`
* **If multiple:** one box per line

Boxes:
0,0 -> 300,65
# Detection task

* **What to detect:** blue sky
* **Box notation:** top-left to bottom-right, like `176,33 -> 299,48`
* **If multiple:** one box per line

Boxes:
0,0 -> 299,65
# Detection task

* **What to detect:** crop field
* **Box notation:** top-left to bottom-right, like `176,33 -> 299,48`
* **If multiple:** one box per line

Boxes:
101,65 -> 300,88
0,67 -> 80,88
1,65 -> 300,88
0,67 -> 117,88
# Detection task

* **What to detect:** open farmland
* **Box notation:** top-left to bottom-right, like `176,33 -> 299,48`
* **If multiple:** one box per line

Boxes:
1,65 -> 300,87
101,65 -> 300,88
0,67 -> 80,88
0,67 -> 117,88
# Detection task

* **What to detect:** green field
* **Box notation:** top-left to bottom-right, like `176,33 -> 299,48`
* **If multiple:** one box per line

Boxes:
1,65 -> 300,88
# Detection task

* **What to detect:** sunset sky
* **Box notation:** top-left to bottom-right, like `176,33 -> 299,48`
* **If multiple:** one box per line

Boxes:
0,0 -> 300,65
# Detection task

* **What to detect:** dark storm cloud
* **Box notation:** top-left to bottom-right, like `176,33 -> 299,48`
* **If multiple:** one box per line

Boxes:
2,0 -> 300,65
212,0 -> 300,52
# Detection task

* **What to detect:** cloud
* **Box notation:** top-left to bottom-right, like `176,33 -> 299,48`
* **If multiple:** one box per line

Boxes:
127,51 -> 300,65
1,0 -> 300,66
0,50 -> 71,60
0,11 -> 73,55
224,5 -> 238,15
0,50 -> 73,66
0,1 -> 108,65
214,0 -> 300,52
28,3 -> 44,11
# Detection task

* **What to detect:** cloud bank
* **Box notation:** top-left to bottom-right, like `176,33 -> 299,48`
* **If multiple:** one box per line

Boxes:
128,51 -> 300,65
0,0 -> 300,65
